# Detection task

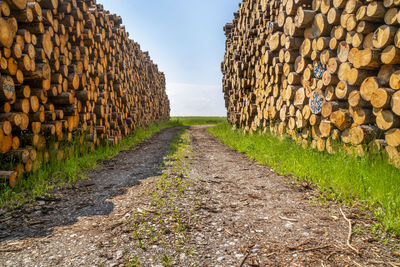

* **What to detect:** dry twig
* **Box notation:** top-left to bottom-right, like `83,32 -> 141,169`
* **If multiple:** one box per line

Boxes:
265,252 -> 276,258
288,239 -> 310,250
0,247 -> 24,253
279,216 -> 298,222
296,245 -> 329,253
369,260 -> 400,266
340,208 -> 360,255
239,251 -> 250,267
325,251 -> 337,260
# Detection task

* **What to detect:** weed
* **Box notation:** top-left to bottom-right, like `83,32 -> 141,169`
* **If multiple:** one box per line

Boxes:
354,226 -> 364,235
184,247 -> 194,255
125,255 -> 140,267
133,230 -> 146,250
161,254 -> 173,266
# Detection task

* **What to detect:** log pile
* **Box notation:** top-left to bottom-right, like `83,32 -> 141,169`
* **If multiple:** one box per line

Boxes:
0,0 -> 170,187
222,0 -> 400,167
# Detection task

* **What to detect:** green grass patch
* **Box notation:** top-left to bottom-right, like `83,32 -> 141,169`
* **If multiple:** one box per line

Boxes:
0,120 -> 182,210
170,116 -> 226,126
208,122 -> 400,236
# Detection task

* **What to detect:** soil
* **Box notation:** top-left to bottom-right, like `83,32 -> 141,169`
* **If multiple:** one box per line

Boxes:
0,126 -> 399,266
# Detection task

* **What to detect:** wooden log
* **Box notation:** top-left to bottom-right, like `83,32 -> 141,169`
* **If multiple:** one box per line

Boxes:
371,87 -> 395,109
350,125 -> 379,145
366,2 -> 386,21
330,109 -> 351,130
309,91 -> 325,114
0,133 -> 12,153
321,101 -> 347,118
5,0 -> 27,10
381,45 -> 400,64
357,21 -> 376,34
296,7 -> 315,28
351,107 -> 375,125
336,81 -> 356,99
0,18 -> 15,48
319,120 -> 332,137
348,68 -> 375,86
372,25 -> 397,49
0,121 -> 12,135
345,0 -> 362,14
312,13 -> 332,38
378,65 -> 399,86
360,76 -> 381,101
390,70 -> 400,90
385,128 -> 400,147
338,62 -> 352,81
376,110 -> 400,130
392,90 -> 400,116
356,48 -> 381,69
386,146 -> 400,168
0,170 -> 18,187
0,74 -> 15,101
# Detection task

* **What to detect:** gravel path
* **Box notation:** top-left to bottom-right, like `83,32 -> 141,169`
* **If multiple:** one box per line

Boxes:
0,126 -> 398,266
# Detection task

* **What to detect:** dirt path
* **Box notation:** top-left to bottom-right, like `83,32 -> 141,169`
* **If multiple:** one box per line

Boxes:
0,127 -> 184,265
187,126 -> 398,266
0,126 -> 399,266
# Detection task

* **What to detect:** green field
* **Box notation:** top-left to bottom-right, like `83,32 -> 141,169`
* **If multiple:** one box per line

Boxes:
208,122 -> 400,236
170,116 -> 226,126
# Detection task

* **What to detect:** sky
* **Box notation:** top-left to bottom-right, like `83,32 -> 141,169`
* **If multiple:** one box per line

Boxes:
97,0 -> 241,116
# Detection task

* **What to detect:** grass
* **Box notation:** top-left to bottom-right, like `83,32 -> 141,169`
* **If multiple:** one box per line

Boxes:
170,116 -> 226,126
0,120 -> 182,210
208,122 -> 400,236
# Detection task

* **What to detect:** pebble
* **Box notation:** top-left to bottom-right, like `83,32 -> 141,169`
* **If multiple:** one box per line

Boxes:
116,250 -> 123,260
284,222 -> 293,228
235,253 -> 244,259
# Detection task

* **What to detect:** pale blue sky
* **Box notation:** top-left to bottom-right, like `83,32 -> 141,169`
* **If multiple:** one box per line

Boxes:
98,0 -> 241,116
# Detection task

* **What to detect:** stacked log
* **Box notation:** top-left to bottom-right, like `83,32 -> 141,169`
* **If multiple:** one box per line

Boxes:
0,0 -> 170,187
222,0 -> 400,167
